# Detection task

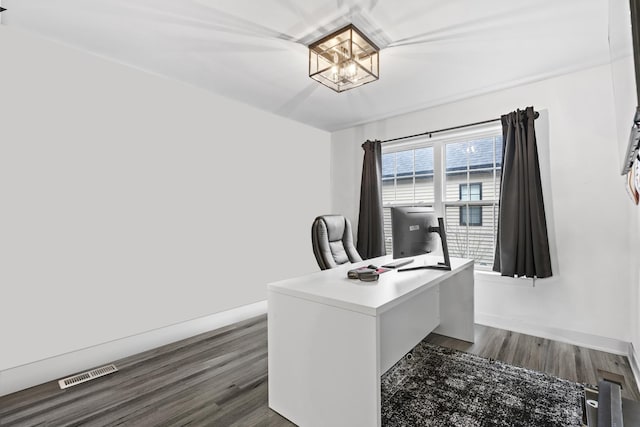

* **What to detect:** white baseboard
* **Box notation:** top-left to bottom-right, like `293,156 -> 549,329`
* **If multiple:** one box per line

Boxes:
475,312 -> 629,356
0,300 -> 267,397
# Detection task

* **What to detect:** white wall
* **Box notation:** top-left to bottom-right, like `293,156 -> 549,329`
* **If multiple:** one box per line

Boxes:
609,0 -> 638,164
331,64 -> 633,348
0,27 -> 330,372
609,0 -> 640,371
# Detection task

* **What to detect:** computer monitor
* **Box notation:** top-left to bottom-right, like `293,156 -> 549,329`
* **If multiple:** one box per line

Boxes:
390,206 -> 451,271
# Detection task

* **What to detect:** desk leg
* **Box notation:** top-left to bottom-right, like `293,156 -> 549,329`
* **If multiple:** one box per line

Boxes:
434,264 -> 475,342
268,292 -> 380,427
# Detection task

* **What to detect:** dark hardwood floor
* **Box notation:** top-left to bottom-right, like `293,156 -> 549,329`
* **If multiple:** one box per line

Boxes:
1,314 -> 638,426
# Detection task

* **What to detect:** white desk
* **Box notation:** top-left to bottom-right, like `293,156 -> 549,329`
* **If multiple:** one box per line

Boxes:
267,254 -> 474,427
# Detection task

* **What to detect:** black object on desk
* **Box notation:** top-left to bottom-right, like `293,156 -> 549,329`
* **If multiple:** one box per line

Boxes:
347,265 -> 391,282
347,267 -> 379,281
390,215 -> 452,272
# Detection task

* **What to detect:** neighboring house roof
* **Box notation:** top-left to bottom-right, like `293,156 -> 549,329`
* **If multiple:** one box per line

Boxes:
382,137 -> 503,178
383,147 -> 434,177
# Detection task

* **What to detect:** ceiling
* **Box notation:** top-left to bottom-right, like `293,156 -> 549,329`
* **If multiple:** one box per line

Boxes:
1,0 -> 611,131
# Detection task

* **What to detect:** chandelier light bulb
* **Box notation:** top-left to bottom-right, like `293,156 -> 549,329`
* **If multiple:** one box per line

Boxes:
347,62 -> 356,77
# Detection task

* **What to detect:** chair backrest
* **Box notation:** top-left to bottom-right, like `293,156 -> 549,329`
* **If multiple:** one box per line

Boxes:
311,215 -> 363,270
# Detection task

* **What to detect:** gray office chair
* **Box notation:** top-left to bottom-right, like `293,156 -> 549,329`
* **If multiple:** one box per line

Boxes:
312,215 -> 363,270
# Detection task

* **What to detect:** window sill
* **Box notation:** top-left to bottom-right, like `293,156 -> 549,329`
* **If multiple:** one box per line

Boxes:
474,269 -> 536,286
474,268 -> 499,277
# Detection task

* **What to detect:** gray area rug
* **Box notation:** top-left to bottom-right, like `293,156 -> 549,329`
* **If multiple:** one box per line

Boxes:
381,342 -> 583,427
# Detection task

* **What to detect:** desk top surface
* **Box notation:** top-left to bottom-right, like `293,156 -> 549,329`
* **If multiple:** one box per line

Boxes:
267,255 -> 473,316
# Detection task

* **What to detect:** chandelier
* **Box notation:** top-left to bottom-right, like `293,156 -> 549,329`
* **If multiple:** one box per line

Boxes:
308,24 -> 380,93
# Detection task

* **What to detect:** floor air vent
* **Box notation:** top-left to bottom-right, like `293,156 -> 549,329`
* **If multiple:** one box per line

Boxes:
58,364 -> 118,389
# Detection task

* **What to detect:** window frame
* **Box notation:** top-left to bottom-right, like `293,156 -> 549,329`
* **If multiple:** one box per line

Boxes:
381,147 -> 435,207
459,183 -> 483,226
381,124 -> 502,269
459,205 -> 483,226
459,182 -> 482,201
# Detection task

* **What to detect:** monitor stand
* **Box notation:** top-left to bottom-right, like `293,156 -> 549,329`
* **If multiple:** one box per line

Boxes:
398,217 -> 452,272
398,261 -> 451,272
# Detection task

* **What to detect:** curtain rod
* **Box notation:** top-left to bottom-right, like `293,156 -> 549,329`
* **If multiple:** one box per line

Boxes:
380,111 -> 539,144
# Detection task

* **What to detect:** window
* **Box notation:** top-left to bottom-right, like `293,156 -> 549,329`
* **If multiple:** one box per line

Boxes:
460,206 -> 482,226
459,182 -> 482,201
459,183 -> 482,226
382,147 -> 434,252
381,129 -> 502,269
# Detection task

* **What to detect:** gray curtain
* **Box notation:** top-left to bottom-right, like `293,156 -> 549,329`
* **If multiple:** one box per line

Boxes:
357,140 -> 386,259
493,107 -> 552,278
